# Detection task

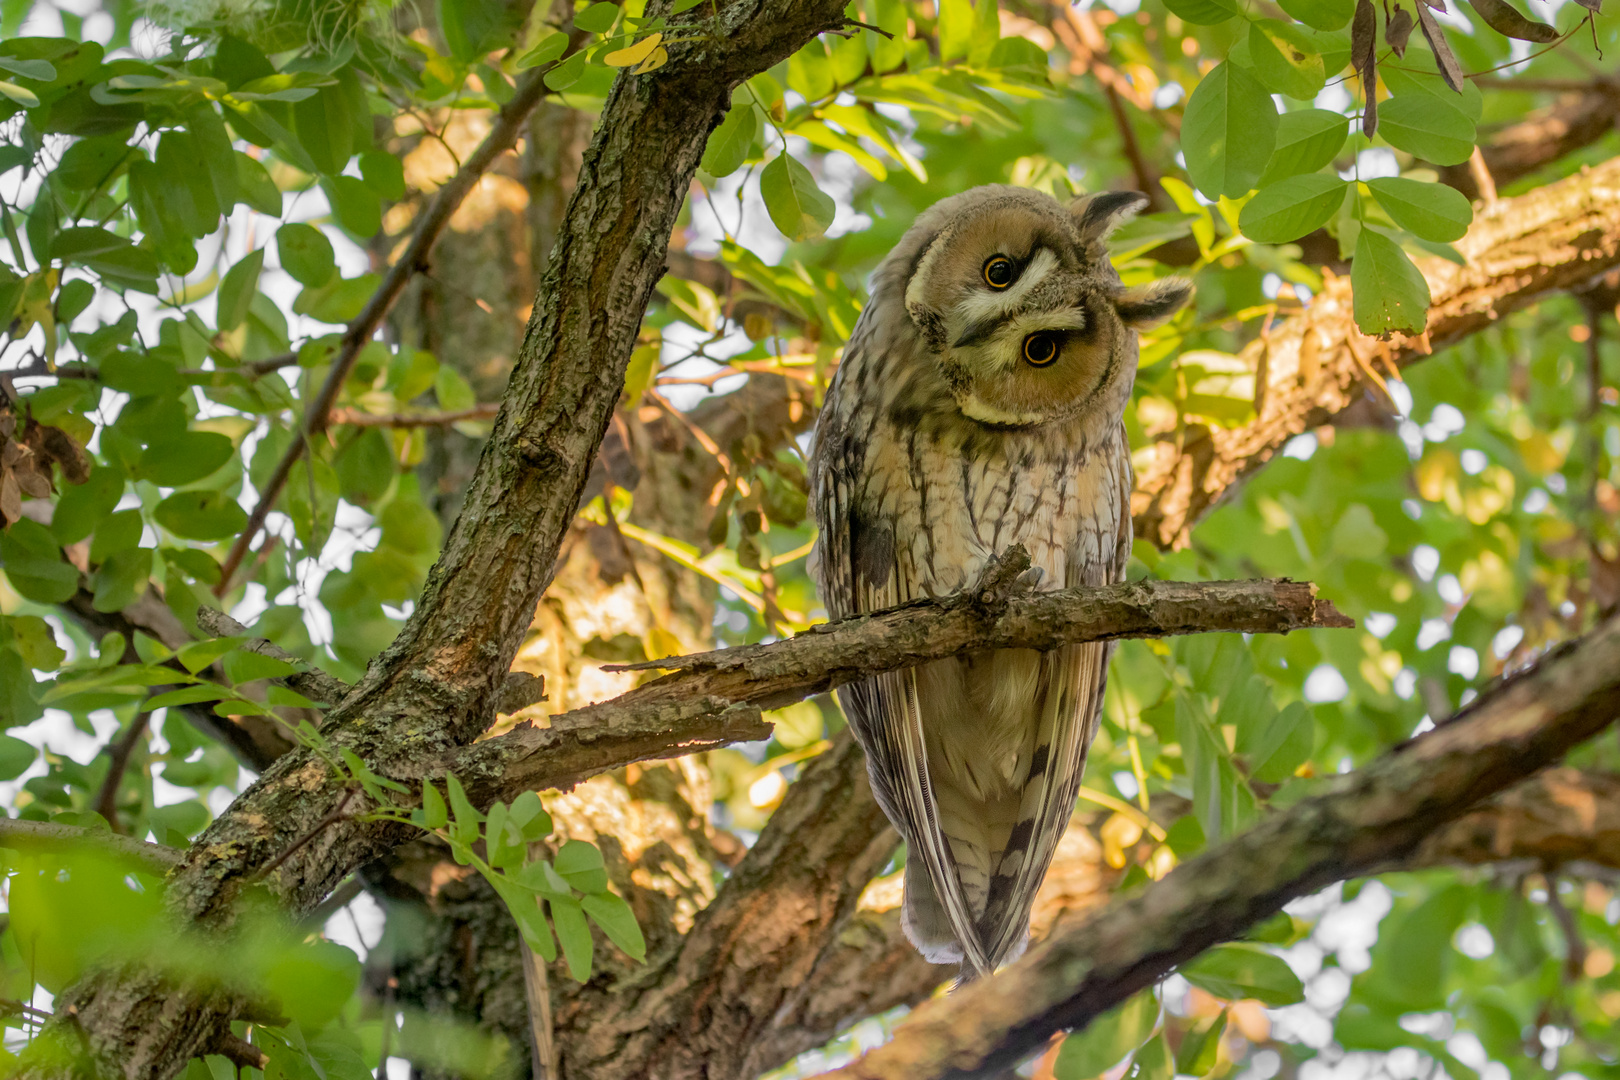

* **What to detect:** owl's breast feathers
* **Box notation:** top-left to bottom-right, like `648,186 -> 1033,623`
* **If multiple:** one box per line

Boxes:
811,350 -> 1131,975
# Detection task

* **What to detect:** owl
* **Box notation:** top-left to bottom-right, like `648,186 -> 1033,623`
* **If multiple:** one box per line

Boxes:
809,185 -> 1192,977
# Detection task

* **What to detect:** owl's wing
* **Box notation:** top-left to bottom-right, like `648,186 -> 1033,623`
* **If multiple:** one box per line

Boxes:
979,442 -> 1136,969
812,426 -> 994,976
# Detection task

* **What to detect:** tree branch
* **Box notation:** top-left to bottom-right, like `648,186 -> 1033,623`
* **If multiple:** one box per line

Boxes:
819,612 -> 1620,1079
1134,153 -> 1620,549
0,819 -> 181,875
440,574 -> 1349,806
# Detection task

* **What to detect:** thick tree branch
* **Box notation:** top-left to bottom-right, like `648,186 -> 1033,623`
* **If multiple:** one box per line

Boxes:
441,574 -> 1348,806
1134,153 -> 1620,548
0,819 -> 181,874
819,613 -> 1620,1080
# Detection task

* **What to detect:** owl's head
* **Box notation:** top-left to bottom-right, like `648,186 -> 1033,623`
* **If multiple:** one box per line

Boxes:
883,185 -> 1192,428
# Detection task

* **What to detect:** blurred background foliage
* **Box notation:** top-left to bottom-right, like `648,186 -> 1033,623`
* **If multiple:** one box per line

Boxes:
0,0 -> 1617,1076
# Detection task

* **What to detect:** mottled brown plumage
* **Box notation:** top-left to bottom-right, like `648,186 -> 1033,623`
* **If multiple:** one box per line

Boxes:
809,185 -> 1192,977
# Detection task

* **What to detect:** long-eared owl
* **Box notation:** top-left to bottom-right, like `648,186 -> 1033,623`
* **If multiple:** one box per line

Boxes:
809,185 -> 1193,977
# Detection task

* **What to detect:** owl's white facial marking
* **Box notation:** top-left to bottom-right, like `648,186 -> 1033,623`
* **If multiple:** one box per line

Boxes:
952,248 -> 1061,336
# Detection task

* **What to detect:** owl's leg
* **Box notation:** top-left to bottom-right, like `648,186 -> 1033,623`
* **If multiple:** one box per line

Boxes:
900,855 -> 966,966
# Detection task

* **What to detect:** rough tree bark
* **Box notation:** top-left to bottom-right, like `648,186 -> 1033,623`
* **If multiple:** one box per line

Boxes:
17,4 -> 859,1076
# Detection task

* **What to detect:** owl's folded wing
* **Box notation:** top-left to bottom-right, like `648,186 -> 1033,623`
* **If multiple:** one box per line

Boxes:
812,438 -> 994,976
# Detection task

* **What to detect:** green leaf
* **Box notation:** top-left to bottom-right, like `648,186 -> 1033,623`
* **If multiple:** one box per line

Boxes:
1249,21 -> 1325,99
1239,174 -> 1347,243
277,223 -> 336,288
56,133 -> 135,190
582,891 -> 645,961
52,465 -> 123,545
509,789 -> 552,840
1181,61 -> 1278,200
1164,0 -> 1242,24
701,103 -> 758,179
516,31 -> 569,69
235,151 -> 282,216
0,735 -> 36,781
217,248 -> 265,333
1366,177 -> 1473,242
0,80 -> 38,107
134,431 -> 234,487
292,83 -> 353,175
554,839 -> 608,894
1053,990 -> 1158,1079
1176,1010 -> 1228,1075
143,684 -> 234,710
435,365 -> 475,411
154,490 -> 249,541
1351,228 -> 1431,335
1258,109 -> 1348,186
177,636 -> 247,674
759,152 -> 835,241
1278,0 -> 1355,29
419,781 -> 449,829
294,273 -> 381,324
323,175 -> 381,238
445,773 -> 483,850
359,149 -> 405,200
574,1 -> 619,33
504,884 -> 556,961
1181,943 -> 1305,1005
1377,95 -> 1476,166
1377,884 -> 1469,1008
543,50 -> 586,91
549,896 -> 594,981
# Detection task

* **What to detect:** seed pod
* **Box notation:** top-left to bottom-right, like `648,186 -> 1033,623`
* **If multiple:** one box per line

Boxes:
1467,0 -> 1559,41
1353,0 -> 1380,137
1413,0 -> 1466,91
1386,4 -> 1415,55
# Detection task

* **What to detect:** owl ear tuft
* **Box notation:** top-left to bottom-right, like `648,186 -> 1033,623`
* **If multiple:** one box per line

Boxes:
1115,277 -> 1194,331
1071,191 -> 1150,260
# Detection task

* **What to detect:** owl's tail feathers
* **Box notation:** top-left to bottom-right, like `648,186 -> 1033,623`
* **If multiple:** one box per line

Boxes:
901,858 -> 976,968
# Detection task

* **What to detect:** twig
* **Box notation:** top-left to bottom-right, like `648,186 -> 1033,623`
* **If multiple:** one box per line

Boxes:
520,930 -> 559,1080
299,875 -> 367,931
327,403 -> 501,428
196,606 -> 352,708
0,818 -> 181,874
92,711 -> 151,833
214,1034 -> 269,1072
1468,146 -> 1498,206
1104,83 -> 1161,210
250,788 -> 358,884
215,56 -> 572,596
1543,873 -> 1588,981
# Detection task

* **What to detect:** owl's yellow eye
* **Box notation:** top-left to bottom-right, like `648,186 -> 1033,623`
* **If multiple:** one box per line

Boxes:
1022,332 -> 1060,367
983,256 -> 1015,289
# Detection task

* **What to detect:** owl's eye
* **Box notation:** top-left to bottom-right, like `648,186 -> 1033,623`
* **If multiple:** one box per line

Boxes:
982,256 -> 1016,289
1022,332 -> 1061,367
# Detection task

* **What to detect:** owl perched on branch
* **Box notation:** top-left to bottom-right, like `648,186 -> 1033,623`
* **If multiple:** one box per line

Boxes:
810,185 -> 1193,977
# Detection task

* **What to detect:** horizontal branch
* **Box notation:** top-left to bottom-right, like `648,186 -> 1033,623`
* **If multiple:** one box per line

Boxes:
437,571 -> 1349,805
821,612 -> 1620,1079
1134,153 -> 1620,548
326,403 -> 500,428
0,819 -> 181,874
